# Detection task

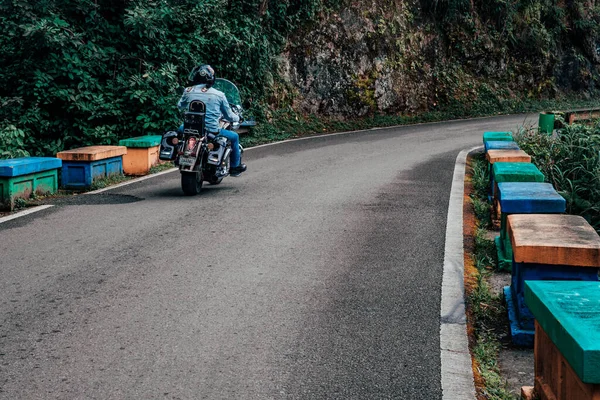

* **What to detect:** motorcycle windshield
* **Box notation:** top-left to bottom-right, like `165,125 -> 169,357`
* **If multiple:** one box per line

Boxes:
213,79 -> 242,107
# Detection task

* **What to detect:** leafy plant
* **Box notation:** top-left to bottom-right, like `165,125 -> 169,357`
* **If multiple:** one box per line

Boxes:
515,123 -> 600,233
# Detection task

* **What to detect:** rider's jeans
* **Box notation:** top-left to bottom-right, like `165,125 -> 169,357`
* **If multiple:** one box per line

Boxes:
218,129 -> 241,168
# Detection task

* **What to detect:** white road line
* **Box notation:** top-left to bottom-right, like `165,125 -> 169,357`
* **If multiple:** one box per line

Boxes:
440,146 -> 481,399
84,167 -> 178,195
0,205 -> 54,225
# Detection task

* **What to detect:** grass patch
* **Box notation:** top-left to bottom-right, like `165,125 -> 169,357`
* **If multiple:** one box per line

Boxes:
89,174 -> 132,191
466,154 -> 517,399
149,161 -> 175,174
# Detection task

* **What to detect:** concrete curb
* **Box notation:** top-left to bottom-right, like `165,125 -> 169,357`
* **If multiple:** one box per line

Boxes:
440,146 -> 482,399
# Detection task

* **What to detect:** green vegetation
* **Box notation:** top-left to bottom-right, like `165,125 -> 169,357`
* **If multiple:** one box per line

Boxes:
515,122 -> 600,233
149,161 -> 175,174
1,0 -> 598,159
0,0 -> 341,158
468,153 -> 516,399
89,174 -> 132,191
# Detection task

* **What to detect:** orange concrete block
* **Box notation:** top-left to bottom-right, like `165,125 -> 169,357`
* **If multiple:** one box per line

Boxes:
122,146 -> 161,175
57,146 -> 127,162
534,322 -> 600,400
508,214 -> 600,267
486,150 -> 532,164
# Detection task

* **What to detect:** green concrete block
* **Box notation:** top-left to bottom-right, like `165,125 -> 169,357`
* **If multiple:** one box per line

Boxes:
0,169 -> 59,210
119,135 -> 163,148
495,236 -> 512,271
525,281 -> 600,384
483,131 -> 513,143
493,162 -> 545,183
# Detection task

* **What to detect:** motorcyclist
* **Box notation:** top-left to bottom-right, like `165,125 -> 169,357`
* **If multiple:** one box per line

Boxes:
177,64 -> 247,176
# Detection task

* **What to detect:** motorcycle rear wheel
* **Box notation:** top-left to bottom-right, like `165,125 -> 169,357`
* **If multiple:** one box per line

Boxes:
181,171 -> 203,195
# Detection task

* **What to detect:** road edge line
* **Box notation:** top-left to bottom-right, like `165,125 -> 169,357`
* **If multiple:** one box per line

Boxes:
0,205 -> 55,225
440,146 -> 481,399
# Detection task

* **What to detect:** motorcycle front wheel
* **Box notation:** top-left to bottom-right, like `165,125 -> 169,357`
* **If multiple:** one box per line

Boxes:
181,171 -> 203,195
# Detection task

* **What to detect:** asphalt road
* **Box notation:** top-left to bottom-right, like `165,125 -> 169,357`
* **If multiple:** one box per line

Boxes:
0,114 -> 536,399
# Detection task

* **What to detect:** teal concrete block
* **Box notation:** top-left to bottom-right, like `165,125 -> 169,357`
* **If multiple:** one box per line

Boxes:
483,131 -> 513,144
119,135 -> 163,148
525,281 -> 600,384
491,162 -> 545,199
493,162 -> 545,183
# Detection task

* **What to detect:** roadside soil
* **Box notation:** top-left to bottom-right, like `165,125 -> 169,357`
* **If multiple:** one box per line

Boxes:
464,152 -> 535,399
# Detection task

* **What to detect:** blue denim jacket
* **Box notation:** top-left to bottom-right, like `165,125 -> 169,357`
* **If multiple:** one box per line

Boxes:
177,84 -> 239,132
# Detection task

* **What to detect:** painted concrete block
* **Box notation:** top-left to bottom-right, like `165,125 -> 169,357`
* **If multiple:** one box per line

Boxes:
525,281 -> 600,385
57,146 -> 127,162
508,214 -> 600,266
486,149 -> 531,165
119,135 -> 163,176
504,215 -> 600,345
0,157 -> 62,177
483,131 -> 513,144
528,320 -> 600,400
497,182 -> 566,214
511,262 -> 598,330
504,286 -> 534,347
60,156 -> 123,189
484,140 -> 520,152
495,182 -> 566,271
0,157 -> 62,210
490,162 -> 545,203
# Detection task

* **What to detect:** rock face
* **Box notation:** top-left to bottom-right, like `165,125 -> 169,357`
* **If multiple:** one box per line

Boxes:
280,0 -> 600,117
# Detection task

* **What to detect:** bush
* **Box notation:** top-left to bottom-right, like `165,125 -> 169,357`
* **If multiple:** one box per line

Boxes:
515,123 -> 600,233
0,0 -> 337,158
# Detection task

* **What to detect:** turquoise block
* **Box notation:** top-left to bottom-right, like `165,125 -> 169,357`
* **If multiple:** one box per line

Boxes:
498,182 -> 566,214
119,135 -> 162,148
484,141 -> 520,152
483,131 -> 513,143
512,263 -> 598,333
0,157 -> 62,177
525,281 -> 600,384
491,162 -> 545,199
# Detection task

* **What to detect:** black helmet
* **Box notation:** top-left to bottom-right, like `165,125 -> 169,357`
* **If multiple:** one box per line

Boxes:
188,64 -> 215,86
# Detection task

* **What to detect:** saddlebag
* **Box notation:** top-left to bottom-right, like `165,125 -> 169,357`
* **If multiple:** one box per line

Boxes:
159,131 -> 179,161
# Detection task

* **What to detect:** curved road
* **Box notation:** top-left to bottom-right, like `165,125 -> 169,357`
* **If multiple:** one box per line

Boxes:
0,114 -> 535,399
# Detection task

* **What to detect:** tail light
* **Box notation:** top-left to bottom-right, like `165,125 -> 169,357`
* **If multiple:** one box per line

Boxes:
187,137 -> 197,151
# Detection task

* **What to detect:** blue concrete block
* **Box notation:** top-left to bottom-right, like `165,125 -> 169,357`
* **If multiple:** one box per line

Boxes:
504,286 -> 534,347
61,156 -> 123,189
510,261 -> 599,331
497,182 -> 566,214
484,141 -> 520,152
0,157 -> 62,177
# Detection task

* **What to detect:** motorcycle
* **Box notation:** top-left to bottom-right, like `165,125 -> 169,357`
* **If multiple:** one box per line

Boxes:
159,78 -> 253,196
